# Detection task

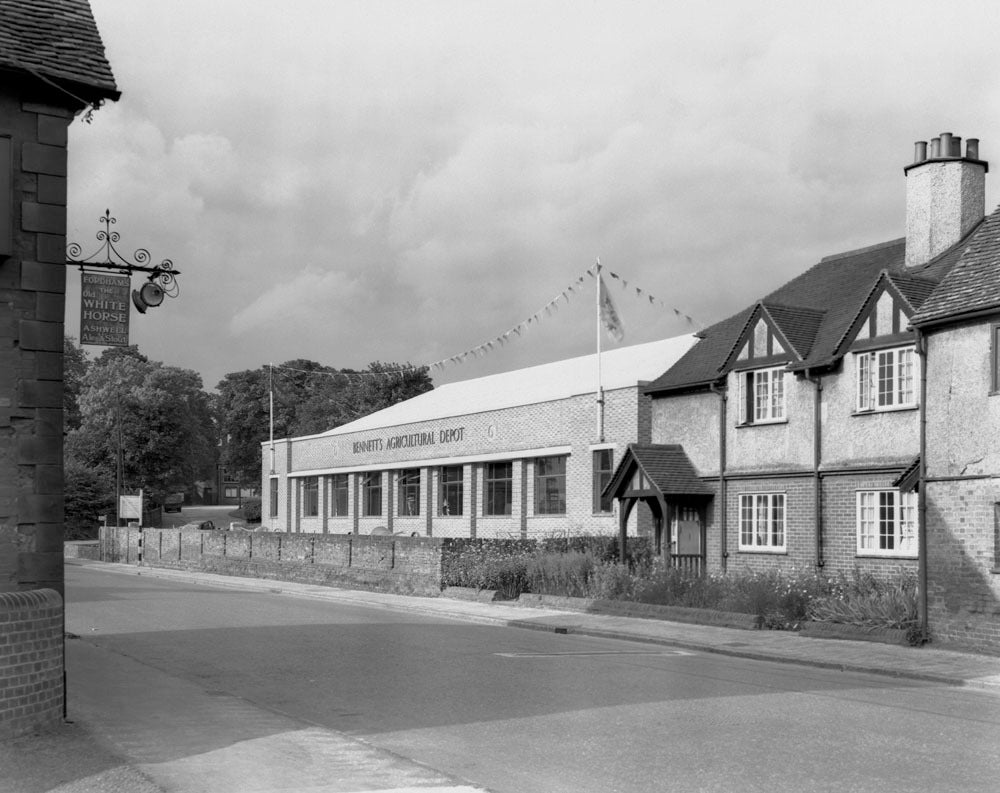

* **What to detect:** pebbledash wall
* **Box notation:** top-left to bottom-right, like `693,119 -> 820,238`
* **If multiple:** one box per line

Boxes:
263,336 -> 698,542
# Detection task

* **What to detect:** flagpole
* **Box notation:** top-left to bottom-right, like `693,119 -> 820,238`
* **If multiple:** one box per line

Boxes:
596,259 -> 605,443
269,363 -> 275,475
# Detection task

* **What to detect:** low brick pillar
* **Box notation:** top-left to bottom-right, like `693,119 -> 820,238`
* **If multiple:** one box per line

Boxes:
0,589 -> 64,738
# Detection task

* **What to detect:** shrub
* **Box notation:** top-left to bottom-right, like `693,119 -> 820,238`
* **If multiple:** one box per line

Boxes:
241,498 -> 262,522
527,550 -> 596,597
539,535 -> 653,571
808,569 -> 919,632
441,538 -> 535,598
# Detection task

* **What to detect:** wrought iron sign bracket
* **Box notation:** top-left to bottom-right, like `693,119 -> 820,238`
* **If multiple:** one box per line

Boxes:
66,209 -> 180,311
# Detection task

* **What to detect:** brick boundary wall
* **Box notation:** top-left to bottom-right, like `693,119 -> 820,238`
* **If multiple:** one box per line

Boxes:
100,527 -> 445,597
0,589 -> 63,739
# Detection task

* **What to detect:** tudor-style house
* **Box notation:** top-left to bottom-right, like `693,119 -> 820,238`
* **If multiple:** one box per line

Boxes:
609,132 -> 1000,651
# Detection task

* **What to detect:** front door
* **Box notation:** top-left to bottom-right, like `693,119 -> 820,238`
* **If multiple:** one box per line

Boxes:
669,502 -> 705,575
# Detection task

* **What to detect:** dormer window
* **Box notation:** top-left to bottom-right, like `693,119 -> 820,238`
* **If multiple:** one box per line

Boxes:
737,366 -> 786,425
856,345 -> 917,412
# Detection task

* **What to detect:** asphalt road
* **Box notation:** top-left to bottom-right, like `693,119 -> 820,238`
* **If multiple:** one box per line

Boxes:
65,564 -> 1000,793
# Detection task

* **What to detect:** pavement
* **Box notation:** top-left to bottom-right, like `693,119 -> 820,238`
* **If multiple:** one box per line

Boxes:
5,559 -> 1000,793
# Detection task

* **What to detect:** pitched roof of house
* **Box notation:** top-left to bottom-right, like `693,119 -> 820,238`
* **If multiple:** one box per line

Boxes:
604,443 -> 711,499
0,0 -> 119,103
645,216 -> 977,394
307,334 -> 699,439
911,209 -> 1000,326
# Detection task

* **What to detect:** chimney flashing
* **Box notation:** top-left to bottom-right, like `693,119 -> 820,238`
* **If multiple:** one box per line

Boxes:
904,155 -> 989,175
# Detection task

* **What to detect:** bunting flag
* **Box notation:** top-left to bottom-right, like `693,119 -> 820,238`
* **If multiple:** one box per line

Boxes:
273,262 -> 702,378
598,274 -> 625,343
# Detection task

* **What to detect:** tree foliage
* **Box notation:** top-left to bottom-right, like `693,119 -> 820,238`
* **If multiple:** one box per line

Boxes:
215,361 -> 434,485
63,336 -> 89,432
65,345 -> 217,505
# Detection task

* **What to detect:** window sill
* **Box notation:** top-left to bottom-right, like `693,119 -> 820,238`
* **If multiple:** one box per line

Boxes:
852,405 -> 918,417
737,547 -> 787,555
436,515 -> 465,519
736,419 -> 788,429
855,553 -> 918,560
531,514 -> 568,519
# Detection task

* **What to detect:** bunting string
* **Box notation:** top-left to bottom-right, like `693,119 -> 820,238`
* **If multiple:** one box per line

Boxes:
271,263 -> 702,378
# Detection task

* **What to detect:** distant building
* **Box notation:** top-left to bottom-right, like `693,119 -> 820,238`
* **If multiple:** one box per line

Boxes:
262,335 -> 697,539
620,132 -> 1000,652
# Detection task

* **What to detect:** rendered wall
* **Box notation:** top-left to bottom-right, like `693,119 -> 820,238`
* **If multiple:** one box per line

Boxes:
923,322 -> 1000,651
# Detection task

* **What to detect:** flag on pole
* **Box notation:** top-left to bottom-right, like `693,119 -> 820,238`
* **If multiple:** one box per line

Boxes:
598,275 -> 625,343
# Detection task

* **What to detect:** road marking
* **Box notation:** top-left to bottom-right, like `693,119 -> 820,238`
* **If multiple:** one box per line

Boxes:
494,649 -> 694,658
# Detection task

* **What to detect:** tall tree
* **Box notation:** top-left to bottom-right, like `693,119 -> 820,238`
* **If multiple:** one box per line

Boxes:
215,360 -> 435,477
66,346 -> 217,506
63,335 -> 90,431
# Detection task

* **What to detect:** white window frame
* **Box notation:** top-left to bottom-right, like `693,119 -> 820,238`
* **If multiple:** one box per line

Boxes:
856,345 -> 917,412
856,490 -> 918,557
737,366 -> 786,425
738,493 -> 786,552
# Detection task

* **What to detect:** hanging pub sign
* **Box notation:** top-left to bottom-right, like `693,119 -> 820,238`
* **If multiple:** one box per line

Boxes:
80,271 -> 131,346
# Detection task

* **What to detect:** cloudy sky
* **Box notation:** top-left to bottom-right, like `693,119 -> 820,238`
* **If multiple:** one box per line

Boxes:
65,0 -> 1000,391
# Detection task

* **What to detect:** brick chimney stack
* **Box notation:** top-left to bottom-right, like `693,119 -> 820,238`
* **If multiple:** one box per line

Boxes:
904,132 -> 988,268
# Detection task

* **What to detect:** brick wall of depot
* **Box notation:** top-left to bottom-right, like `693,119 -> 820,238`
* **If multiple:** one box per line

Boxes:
0,589 -> 63,739
103,527 -> 445,596
264,384 -> 645,541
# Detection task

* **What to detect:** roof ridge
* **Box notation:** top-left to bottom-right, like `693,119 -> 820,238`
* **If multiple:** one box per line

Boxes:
820,237 -> 904,264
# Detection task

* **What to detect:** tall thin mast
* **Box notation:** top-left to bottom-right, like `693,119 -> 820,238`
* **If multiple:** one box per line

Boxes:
269,363 -> 275,474
596,259 -> 605,443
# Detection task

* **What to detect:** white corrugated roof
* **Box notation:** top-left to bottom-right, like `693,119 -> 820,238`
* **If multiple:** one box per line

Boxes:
316,334 -> 699,438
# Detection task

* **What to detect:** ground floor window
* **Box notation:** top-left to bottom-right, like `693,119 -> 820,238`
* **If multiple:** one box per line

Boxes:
593,449 -> 614,513
269,478 -> 278,517
362,472 -> 383,517
857,490 -> 917,556
398,469 -> 420,516
534,456 -> 567,514
329,473 -> 348,517
739,493 -> 785,551
439,465 -> 463,515
484,461 -> 513,516
302,477 -> 319,517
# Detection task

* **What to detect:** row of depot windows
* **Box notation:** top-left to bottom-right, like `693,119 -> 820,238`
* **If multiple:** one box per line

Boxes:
272,450 -> 617,520
737,344 -> 918,425
738,490 -> 917,557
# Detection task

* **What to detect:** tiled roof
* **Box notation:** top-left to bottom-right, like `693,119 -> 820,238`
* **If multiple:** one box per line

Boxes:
646,226 -> 970,394
911,208 -> 1000,326
764,304 -> 826,360
604,443 -> 711,498
0,0 -> 118,102
308,334 -> 699,439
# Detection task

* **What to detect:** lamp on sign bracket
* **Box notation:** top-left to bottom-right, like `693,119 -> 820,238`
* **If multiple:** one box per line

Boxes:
66,208 -> 180,312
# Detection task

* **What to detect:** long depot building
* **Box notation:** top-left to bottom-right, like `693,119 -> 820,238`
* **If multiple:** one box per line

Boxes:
263,334 -> 697,539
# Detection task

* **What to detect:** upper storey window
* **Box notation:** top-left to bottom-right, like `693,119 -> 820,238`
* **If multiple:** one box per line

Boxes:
856,346 -> 917,412
737,366 -> 786,425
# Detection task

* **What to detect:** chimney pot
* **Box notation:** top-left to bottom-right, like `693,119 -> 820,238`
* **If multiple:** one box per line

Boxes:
914,141 -> 927,163
930,137 -> 941,158
967,138 -> 980,159
940,132 -> 954,157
